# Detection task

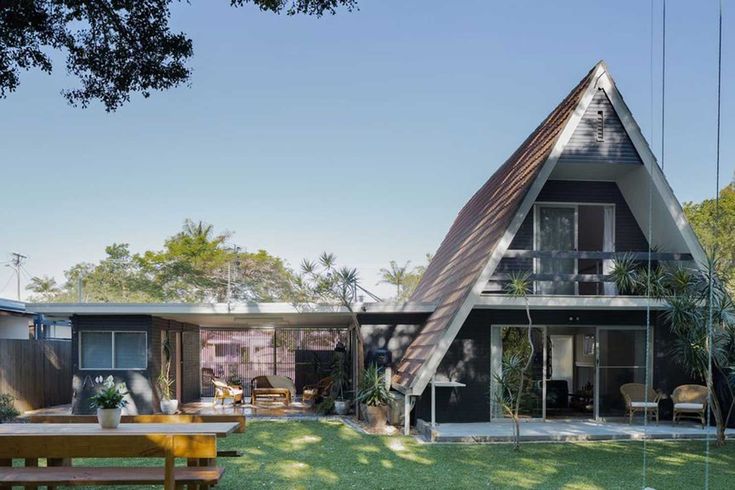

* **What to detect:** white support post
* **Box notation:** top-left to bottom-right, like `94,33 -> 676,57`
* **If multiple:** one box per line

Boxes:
403,394 -> 411,436
431,376 -> 436,427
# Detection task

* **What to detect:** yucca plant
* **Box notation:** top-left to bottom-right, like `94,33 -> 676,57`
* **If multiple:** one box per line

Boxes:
357,364 -> 390,407
610,254 -> 639,295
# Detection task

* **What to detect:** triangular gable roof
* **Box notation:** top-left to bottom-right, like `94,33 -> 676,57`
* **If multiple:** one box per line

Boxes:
393,61 -> 706,396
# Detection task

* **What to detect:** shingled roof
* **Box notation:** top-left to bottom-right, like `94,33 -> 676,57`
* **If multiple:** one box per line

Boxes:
393,62 -> 604,395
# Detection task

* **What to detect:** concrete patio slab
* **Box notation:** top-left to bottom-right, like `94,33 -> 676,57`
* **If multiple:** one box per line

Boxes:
417,418 -> 735,443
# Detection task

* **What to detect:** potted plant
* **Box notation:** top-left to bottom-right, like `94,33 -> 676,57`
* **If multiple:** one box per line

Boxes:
357,364 -> 390,430
89,375 -> 128,428
158,335 -> 178,414
332,351 -> 351,415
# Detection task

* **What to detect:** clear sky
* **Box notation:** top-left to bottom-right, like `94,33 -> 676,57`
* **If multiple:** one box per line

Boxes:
1,0 -> 732,300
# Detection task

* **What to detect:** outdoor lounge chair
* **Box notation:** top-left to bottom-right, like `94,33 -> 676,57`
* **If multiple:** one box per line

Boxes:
303,377 -> 334,404
672,384 -> 708,428
212,378 -> 243,406
620,383 -> 660,424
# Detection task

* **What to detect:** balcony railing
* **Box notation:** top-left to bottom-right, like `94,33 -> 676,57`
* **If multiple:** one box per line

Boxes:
485,250 -> 694,295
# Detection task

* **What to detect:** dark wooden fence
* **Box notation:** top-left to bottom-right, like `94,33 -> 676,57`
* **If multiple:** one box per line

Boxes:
0,339 -> 72,412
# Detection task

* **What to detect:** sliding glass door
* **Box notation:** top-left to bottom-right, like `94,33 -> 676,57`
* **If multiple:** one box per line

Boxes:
491,326 -> 545,420
595,327 -> 649,419
535,205 -> 576,295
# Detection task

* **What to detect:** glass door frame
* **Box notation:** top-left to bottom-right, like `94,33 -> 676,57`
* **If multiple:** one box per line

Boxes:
593,325 -> 654,421
533,203 -> 578,295
490,325 -> 548,422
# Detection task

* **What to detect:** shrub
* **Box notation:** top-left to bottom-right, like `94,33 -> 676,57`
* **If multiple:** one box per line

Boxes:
0,393 -> 20,423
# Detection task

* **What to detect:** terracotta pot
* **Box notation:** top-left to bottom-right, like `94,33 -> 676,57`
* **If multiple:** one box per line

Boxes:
160,399 -> 179,415
97,408 -> 122,429
366,405 -> 387,430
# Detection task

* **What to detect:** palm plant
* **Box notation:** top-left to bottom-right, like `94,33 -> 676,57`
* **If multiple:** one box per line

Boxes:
493,271 -> 534,450
609,254 -> 638,295
357,364 -> 390,407
663,254 -> 735,446
378,261 -> 411,299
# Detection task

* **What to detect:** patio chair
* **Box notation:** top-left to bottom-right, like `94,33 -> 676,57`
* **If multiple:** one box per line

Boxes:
212,378 -> 243,406
672,384 -> 708,428
302,377 -> 334,404
620,383 -> 660,424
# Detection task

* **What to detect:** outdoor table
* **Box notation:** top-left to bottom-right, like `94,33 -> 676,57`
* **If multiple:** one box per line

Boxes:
0,422 -> 239,437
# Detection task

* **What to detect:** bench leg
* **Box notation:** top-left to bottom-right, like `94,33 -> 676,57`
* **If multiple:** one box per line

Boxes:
199,458 -> 216,490
46,458 -> 71,490
187,458 -> 201,490
0,458 -> 10,490
24,458 -> 39,490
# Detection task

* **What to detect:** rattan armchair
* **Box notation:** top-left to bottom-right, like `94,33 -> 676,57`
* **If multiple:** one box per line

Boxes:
672,384 -> 708,428
620,383 -> 661,424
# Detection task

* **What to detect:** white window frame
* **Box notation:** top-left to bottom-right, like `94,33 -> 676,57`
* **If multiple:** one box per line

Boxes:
533,202 -> 616,295
79,330 -> 148,370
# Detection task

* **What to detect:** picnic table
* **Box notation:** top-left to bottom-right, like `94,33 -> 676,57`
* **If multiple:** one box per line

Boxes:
0,421 -> 240,489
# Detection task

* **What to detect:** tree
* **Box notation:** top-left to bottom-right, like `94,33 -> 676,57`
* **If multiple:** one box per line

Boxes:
378,254 -> 432,301
664,255 -> 735,446
0,0 -> 357,111
491,272 -> 533,450
25,275 -> 60,301
292,252 -> 365,415
378,261 -> 410,299
684,182 -> 735,292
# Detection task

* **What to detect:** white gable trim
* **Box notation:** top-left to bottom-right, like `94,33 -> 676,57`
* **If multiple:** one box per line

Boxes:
597,72 -> 707,264
404,63 -> 607,396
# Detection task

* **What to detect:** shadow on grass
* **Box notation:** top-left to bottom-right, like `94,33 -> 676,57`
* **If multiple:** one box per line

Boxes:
70,419 -> 735,489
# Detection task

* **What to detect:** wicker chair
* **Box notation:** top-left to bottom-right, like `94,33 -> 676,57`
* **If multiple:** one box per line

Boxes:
212,378 -> 243,406
303,377 -> 334,405
620,383 -> 660,424
672,384 -> 708,428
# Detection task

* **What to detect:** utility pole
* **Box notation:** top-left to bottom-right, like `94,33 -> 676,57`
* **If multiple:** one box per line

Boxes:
8,252 -> 28,300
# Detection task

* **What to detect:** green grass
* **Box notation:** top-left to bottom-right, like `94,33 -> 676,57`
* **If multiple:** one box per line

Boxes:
73,419 -> 735,489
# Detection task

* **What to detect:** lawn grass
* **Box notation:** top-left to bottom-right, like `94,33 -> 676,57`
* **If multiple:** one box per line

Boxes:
74,419 -> 735,489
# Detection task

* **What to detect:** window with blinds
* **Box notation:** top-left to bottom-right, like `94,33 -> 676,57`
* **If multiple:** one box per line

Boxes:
80,331 -> 147,370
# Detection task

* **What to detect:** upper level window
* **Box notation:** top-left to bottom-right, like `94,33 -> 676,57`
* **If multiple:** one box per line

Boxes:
80,331 -> 147,370
534,203 -> 615,295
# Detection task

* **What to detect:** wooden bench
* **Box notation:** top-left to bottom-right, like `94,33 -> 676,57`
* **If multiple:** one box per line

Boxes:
0,433 -> 222,490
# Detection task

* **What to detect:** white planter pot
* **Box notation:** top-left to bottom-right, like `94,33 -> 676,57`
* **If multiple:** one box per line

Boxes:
97,408 -> 122,429
160,399 -> 179,415
334,399 -> 351,415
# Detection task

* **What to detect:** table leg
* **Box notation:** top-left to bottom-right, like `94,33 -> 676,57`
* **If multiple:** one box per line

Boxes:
0,458 -> 10,490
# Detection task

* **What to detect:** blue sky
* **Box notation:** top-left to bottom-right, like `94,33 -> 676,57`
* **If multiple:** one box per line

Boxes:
1,1 -> 732,300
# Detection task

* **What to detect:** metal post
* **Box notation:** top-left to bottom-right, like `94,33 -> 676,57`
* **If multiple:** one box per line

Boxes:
431,376 -> 436,427
404,394 -> 411,435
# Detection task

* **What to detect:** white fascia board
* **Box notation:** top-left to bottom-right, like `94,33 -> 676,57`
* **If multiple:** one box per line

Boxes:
405,63 -> 608,397
28,301 -> 436,317
475,295 -> 666,310
597,71 -> 707,264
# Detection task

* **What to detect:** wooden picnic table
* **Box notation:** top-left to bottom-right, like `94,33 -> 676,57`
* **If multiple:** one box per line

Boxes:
0,422 -> 239,490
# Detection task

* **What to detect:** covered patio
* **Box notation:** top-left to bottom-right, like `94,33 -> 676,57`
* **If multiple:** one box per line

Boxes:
418,419 -> 735,443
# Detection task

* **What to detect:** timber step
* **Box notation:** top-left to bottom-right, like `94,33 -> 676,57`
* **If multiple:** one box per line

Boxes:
0,466 -> 224,486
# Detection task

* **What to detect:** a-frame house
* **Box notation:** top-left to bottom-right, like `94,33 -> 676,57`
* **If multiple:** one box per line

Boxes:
391,61 -> 706,431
